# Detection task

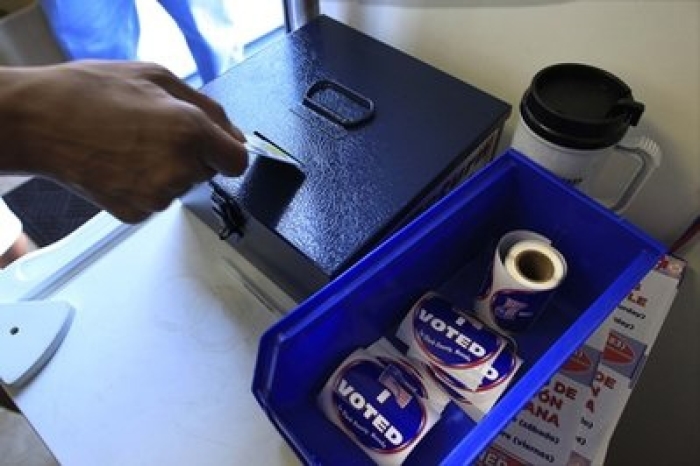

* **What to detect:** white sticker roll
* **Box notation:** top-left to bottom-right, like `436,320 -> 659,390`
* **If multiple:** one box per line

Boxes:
317,348 -> 441,465
475,230 -> 567,333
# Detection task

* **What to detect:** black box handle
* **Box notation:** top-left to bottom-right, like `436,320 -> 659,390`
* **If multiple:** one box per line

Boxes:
303,79 -> 375,128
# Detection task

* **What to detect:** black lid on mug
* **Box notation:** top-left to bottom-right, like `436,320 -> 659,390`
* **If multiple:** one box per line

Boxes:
520,63 -> 645,150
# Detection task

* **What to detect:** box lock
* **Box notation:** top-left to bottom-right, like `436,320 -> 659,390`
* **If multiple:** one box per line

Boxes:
210,183 -> 246,241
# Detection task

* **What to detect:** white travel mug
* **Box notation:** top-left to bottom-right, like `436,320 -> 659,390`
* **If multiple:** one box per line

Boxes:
512,63 -> 661,213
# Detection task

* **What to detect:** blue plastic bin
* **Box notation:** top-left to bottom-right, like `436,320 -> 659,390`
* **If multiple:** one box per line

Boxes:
253,149 -> 664,465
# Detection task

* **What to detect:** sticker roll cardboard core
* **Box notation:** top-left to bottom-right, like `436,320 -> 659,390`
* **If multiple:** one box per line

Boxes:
514,249 -> 556,283
504,239 -> 566,291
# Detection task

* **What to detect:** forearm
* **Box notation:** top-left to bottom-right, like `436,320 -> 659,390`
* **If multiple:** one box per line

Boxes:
0,60 -> 247,223
0,63 -> 120,180
0,66 -> 43,174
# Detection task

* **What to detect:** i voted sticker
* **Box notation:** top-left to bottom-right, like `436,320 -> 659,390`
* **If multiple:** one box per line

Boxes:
398,293 -> 507,390
331,359 -> 426,453
318,348 -> 441,465
473,344 -> 520,393
367,338 -> 451,414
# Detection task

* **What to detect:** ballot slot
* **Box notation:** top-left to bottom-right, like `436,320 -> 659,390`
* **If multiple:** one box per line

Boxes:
245,132 -> 303,169
239,131 -> 306,229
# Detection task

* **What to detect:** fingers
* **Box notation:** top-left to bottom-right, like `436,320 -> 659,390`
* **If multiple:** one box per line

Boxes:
141,63 -> 249,178
143,64 -> 246,142
55,61 -> 250,224
94,187 -> 182,224
80,189 -> 155,225
109,206 -> 153,225
77,164 -> 208,224
198,117 -> 249,177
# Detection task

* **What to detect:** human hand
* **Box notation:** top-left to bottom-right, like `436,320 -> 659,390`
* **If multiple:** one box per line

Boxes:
3,60 -> 248,223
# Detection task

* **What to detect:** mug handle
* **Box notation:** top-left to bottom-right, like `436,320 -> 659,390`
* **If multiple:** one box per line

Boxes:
608,134 -> 662,213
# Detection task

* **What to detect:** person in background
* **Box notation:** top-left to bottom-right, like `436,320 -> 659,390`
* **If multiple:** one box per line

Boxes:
0,60 -> 249,255
40,0 -> 240,83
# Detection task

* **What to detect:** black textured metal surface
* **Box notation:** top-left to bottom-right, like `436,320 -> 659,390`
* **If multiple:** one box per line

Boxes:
184,15 -> 510,300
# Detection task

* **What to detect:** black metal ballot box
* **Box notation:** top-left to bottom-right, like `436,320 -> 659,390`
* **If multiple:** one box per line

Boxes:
183,16 -> 511,302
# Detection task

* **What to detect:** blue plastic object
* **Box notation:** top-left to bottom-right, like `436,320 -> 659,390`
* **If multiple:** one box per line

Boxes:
253,149 -> 664,465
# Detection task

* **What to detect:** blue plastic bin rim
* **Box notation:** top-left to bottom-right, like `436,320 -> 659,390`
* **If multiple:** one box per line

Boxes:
252,148 -> 666,466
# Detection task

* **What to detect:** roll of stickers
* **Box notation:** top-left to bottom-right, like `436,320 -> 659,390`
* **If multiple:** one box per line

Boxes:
475,230 -> 567,333
425,343 -> 523,422
366,338 -> 451,413
317,347 -> 441,465
396,292 -> 508,391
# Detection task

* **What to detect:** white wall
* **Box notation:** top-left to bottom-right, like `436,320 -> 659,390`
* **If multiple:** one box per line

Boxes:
321,0 -> 699,246
321,1 -> 699,464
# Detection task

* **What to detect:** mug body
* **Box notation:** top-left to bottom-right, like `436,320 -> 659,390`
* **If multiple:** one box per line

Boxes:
512,114 -> 610,186
512,63 -> 647,193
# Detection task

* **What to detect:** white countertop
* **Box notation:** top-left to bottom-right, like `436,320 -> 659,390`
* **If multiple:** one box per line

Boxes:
1,203 -> 300,465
